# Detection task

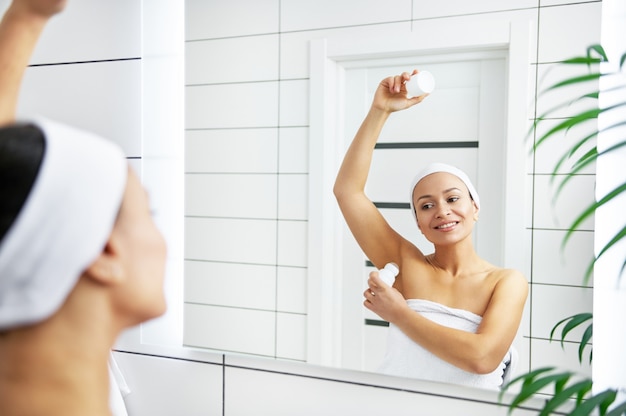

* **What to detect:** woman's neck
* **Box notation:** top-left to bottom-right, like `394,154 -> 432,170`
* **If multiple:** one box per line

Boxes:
0,316 -> 115,415
429,239 -> 486,277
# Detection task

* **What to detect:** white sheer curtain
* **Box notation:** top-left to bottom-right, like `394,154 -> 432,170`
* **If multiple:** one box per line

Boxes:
593,0 -> 626,396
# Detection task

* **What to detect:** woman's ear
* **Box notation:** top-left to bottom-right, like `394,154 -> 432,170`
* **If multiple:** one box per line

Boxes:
84,238 -> 125,285
473,201 -> 480,221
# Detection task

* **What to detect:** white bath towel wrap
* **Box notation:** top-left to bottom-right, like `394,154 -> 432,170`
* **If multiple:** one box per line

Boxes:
109,352 -> 131,416
378,299 -> 510,390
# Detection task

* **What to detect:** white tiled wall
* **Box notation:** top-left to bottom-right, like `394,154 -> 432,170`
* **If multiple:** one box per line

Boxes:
280,0 -> 410,31
413,1 -> 538,19
185,129 -> 278,173
537,2 -> 603,62
5,0 -> 142,156
28,0 -> 142,64
20,60 -> 143,156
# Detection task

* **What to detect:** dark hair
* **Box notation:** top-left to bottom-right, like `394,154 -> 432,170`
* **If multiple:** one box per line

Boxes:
0,124 -> 46,242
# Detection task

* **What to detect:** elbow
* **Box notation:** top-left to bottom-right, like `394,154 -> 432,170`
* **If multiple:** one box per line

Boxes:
332,182 -> 341,200
465,350 -> 505,375
333,181 -> 349,204
470,359 -> 501,375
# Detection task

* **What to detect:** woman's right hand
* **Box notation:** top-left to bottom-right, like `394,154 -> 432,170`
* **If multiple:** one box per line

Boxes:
9,0 -> 67,20
0,0 -> 67,126
372,70 -> 429,113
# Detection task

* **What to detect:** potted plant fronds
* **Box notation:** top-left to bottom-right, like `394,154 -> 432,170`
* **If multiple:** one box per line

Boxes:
500,44 -> 626,415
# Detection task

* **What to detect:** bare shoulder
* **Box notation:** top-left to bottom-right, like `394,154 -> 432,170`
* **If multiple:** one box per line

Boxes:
491,267 -> 526,281
490,267 -> 529,298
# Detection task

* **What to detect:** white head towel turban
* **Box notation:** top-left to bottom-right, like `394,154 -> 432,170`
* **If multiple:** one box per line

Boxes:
409,162 -> 480,223
0,118 -> 127,330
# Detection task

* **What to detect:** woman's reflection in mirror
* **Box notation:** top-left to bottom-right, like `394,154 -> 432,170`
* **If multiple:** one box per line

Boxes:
333,69 -> 528,390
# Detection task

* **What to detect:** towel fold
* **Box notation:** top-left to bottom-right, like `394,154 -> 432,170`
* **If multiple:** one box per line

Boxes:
109,352 -> 131,416
378,299 -> 509,390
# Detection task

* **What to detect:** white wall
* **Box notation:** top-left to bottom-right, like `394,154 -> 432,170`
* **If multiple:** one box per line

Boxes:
594,0 -> 626,395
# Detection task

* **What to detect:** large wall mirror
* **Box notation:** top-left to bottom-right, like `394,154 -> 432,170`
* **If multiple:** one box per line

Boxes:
177,12 -> 546,389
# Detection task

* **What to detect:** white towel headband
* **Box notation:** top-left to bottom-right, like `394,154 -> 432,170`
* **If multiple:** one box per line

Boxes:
409,162 -> 480,223
0,118 -> 127,330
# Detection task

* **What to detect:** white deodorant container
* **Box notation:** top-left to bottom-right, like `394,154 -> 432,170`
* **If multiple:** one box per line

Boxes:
378,262 -> 399,286
406,70 -> 435,98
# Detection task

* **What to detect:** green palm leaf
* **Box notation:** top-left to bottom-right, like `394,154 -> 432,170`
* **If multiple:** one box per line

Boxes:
582,259 -> 595,286
563,181 -> 626,244
582,135 -> 626,171
537,100 -> 626,151
579,324 -> 593,364
549,313 -> 593,348
550,124 -> 626,200
509,375 -> 574,411
593,224 -> 626,281
542,72 -> 602,93
500,367 -> 554,400
584,44 -> 608,62
551,147 -> 596,198
505,43 -> 626,416
554,126 -> 626,206
606,401 -> 626,416
569,389 -> 617,416
540,379 -> 593,415
561,56 -> 602,65
549,132 -> 598,184
534,108 -> 601,150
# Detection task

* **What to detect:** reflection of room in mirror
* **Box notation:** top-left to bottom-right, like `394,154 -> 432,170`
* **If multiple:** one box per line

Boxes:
182,53 -> 509,366
340,56 -> 507,373
180,1 -> 597,405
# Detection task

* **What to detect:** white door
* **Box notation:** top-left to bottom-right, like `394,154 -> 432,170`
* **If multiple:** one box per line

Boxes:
338,53 -> 508,371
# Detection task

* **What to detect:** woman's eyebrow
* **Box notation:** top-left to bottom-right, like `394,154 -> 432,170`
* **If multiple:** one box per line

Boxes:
416,187 -> 462,201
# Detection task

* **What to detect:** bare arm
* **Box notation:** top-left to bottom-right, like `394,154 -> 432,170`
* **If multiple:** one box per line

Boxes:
0,0 -> 66,126
333,70 -> 428,269
365,269 -> 529,374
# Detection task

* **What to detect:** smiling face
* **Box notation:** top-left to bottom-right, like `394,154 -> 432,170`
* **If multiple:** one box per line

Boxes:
412,172 -> 479,246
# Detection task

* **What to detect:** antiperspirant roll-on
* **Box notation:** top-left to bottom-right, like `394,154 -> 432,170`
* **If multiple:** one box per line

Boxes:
406,70 -> 435,98
378,262 -> 399,286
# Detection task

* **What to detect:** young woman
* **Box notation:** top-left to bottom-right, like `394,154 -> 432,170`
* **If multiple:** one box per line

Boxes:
0,1 -> 167,414
333,70 -> 528,389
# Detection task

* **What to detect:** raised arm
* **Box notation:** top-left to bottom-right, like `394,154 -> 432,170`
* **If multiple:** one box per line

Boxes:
333,70 -> 428,269
0,0 -> 66,125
